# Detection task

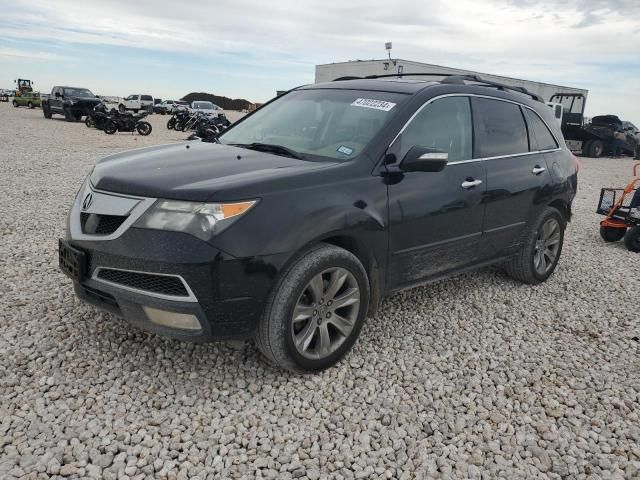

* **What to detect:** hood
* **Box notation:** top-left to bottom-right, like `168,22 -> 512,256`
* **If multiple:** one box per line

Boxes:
91,142 -> 338,201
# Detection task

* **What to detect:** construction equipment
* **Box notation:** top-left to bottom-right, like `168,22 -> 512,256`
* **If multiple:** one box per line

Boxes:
14,78 -> 34,97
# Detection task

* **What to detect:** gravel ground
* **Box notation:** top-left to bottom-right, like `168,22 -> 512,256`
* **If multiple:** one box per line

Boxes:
1,103 -> 639,480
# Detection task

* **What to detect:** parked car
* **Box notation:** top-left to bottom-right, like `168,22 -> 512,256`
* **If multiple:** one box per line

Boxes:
190,101 -> 222,116
12,92 -> 41,108
154,100 -> 188,115
59,76 -> 578,372
42,86 -> 102,121
119,94 -> 154,113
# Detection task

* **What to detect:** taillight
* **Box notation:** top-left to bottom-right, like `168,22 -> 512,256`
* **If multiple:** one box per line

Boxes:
571,154 -> 580,173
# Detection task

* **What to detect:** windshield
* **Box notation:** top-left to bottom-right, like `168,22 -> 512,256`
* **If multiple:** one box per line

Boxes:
64,88 -> 94,98
219,89 -> 407,161
193,102 -> 214,110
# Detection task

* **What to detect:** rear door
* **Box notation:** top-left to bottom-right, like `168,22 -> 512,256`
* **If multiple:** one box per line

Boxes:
473,97 -> 555,260
387,96 -> 487,288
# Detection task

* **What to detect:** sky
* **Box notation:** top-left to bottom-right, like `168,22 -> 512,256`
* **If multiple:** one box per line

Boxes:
1,0 -> 639,122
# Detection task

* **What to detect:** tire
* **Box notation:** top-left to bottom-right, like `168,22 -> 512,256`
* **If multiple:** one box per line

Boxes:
136,121 -> 152,136
73,111 -> 82,121
28,102 -> 33,109
104,120 -> 118,135
85,116 -> 95,128
588,139 -> 604,158
43,104 -> 52,119
624,226 -> 640,252
599,226 -> 626,242
118,104 -> 126,113
63,107 -> 74,122
504,206 -> 565,284
12,100 -> 17,107
255,243 -> 370,373
167,118 -> 175,130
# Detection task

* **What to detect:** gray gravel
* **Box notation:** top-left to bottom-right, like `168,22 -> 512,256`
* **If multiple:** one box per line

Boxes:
1,103 -> 639,479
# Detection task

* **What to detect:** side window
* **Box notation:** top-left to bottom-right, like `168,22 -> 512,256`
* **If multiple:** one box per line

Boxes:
524,108 -> 559,151
471,97 -> 528,158
398,96 -> 472,161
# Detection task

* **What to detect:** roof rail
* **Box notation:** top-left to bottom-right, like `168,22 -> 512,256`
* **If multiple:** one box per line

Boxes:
332,72 -> 543,102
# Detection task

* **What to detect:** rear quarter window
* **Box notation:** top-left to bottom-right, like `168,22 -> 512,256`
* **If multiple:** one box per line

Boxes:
472,97 -> 529,158
141,95 -> 153,101
524,108 -> 559,151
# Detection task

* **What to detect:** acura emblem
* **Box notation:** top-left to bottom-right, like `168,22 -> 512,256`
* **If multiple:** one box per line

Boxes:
82,192 -> 94,211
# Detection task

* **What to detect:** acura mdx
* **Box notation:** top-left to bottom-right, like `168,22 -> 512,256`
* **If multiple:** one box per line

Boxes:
59,76 -> 578,372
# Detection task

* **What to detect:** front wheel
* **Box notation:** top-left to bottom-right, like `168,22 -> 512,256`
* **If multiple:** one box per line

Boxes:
600,225 -> 626,242
28,102 -> 33,109
167,118 -> 175,130
85,116 -> 95,128
504,206 -> 565,284
63,107 -> 74,122
12,100 -> 17,107
136,121 -> 152,136
624,226 -> 640,252
43,104 -> 52,118
104,120 -> 118,134
255,244 -> 370,373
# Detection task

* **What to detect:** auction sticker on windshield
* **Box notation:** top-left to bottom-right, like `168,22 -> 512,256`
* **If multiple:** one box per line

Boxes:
350,98 -> 396,112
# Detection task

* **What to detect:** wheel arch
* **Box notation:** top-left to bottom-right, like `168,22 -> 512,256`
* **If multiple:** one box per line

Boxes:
549,199 -> 571,224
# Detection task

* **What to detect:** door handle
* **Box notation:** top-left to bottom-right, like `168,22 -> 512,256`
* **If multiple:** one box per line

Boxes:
532,166 -> 546,175
461,179 -> 483,189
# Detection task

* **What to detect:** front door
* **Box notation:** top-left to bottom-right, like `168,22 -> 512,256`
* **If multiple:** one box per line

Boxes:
387,96 -> 486,290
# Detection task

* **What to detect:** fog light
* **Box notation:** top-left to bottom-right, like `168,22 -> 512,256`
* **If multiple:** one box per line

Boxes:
143,306 -> 201,331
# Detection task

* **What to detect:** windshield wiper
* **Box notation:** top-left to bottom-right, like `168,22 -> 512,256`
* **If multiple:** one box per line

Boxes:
230,142 -> 305,160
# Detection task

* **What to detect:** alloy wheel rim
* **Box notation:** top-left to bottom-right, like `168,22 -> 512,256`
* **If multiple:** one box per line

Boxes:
534,218 -> 561,275
291,267 -> 361,360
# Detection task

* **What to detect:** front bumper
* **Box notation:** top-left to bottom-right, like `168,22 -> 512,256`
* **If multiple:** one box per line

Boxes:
62,184 -> 287,341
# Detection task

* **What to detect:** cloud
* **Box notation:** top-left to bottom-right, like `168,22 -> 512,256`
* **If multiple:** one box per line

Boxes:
0,0 -> 639,120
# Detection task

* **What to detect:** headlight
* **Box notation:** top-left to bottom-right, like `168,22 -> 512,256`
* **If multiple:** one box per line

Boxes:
134,199 -> 257,240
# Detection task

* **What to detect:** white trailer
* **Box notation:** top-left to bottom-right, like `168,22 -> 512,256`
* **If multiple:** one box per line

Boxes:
315,59 -> 588,105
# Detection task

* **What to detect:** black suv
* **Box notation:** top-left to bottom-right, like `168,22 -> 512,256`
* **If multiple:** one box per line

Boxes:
59,76 -> 578,372
43,86 -> 102,121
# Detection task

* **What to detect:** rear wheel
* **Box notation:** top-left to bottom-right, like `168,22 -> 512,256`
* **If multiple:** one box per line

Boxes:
104,120 -> 118,134
255,244 -> 370,373
588,139 -> 604,158
167,118 -> 175,130
581,140 -> 592,157
624,227 -> 640,252
118,104 -> 126,113
504,206 -> 565,284
12,100 -> 17,107
28,101 -> 34,109
85,116 -> 95,128
136,121 -> 152,136
600,225 -> 626,242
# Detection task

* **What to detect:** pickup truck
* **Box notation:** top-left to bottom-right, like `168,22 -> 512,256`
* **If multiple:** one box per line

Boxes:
118,94 -> 154,113
42,86 -> 102,121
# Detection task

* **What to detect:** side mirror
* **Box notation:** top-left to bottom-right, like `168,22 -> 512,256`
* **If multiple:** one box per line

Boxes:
400,146 -> 448,172
54,92 -> 61,98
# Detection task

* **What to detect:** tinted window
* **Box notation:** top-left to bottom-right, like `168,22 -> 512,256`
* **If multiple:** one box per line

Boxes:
524,108 -> 558,151
141,95 -> 152,101
472,98 -> 528,157
398,97 -> 472,161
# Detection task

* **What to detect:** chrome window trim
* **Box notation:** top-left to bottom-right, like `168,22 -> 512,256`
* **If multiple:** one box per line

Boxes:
388,93 -> 562,164
69,183 -> 156,241
92,267 -> 198,303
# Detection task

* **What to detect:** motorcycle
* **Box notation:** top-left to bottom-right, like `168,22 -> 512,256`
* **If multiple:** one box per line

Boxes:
167,107 -> 190,130
85,103 -> 110,129
104,111 -> 152,136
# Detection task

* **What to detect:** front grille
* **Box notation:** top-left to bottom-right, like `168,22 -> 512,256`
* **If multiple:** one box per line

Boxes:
96,269 -> 189,297
81,213 -> 127,235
